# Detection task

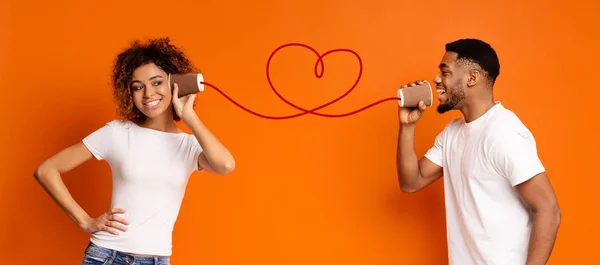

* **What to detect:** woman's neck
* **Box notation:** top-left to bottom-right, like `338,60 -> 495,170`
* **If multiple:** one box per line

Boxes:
137,113 -> 181,133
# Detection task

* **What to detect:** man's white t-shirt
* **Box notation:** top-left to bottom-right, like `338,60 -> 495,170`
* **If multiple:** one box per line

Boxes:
82,120 -> 203,256
424,102 -> 546,265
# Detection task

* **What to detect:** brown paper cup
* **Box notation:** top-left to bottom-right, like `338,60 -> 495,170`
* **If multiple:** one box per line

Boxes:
168,73 -> 204,98
397,81 -> 433,108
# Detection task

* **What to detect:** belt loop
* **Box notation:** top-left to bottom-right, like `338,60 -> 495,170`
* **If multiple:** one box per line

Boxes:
109,248 -> 117,263
154,256 -> 158,264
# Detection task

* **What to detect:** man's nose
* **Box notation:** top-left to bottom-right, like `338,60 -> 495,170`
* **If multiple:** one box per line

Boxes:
433,74 -> 442,84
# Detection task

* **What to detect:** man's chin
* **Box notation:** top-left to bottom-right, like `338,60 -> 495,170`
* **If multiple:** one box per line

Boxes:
437,104 -> 453,114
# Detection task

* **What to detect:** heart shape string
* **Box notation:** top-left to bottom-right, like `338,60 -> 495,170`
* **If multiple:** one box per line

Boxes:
201,43 -> 401,119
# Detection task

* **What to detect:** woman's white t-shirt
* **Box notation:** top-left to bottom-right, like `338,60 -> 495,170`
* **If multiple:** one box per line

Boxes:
82,120 -> 203,256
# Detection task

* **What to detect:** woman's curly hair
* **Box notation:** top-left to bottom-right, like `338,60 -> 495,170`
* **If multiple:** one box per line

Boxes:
111,37 -> 197,121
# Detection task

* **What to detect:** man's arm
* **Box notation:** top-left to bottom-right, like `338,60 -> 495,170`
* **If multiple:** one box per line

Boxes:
488,129 -> 561,265
515,172 -> 561,265
396,124 -> 443,193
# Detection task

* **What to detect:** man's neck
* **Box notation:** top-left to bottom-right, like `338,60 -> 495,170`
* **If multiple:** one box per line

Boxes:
460,94 -> 496,123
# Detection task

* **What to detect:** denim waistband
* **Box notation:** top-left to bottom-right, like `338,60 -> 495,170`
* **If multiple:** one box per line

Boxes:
84,241 -> 170,264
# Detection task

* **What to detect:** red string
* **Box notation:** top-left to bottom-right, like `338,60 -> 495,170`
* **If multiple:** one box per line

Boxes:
200,43 -> 401,119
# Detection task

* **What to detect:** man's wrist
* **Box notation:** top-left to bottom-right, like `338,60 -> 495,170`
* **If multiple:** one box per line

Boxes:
400,123 -> 417,132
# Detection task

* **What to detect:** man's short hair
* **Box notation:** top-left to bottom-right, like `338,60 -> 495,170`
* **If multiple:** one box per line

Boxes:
445,38 -> 500,84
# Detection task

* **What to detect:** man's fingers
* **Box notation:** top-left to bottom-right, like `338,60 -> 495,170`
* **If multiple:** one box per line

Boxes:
419,101 -> 427,111
408,112 -> 420,124
402,79 -> 428,89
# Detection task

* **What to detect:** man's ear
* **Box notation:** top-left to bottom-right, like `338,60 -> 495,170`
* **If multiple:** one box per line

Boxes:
467,70 -> 480,87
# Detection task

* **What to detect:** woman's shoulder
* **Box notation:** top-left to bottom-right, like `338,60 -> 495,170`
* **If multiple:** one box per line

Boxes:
87,119 -> 135,135
105,119 -> 135,129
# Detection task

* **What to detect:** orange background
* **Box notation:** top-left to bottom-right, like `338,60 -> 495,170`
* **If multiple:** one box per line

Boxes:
1,0 -> 598,264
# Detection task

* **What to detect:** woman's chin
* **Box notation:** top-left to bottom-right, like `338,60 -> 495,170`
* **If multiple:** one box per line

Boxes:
139,108 -> 169,119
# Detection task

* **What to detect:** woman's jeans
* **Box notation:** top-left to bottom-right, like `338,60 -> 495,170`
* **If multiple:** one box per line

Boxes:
82,242 -> 170,265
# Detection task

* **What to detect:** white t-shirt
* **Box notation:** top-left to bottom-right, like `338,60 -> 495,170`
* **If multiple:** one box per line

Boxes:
424,102 -> 545,265
82,120 -> 203,256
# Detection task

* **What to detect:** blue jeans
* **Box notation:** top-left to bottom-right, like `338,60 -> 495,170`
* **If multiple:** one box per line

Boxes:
82,242 -> 170,265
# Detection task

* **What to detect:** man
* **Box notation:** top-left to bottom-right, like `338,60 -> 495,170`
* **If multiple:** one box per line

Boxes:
396,38 -> 561,265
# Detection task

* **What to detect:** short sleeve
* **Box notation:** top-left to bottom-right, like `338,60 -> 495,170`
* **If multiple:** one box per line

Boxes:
488,130 -> 546,186
188,135 -> 204,172
82,121 -> 116,161
424,130 -> 445,167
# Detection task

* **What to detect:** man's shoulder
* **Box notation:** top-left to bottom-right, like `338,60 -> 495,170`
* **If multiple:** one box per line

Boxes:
493,105 -> 523,122
484,107 -> 538,147
487,105 -> 532,133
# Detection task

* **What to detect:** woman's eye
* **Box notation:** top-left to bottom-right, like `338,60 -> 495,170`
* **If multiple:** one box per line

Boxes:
153,81 -> 163,86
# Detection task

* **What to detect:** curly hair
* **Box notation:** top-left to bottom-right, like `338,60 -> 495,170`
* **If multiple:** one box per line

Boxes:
111,37 -> 198,121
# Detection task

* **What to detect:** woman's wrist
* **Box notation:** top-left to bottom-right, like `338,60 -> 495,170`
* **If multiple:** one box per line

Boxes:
182,111 -> 200,127
75,213 -> 92,231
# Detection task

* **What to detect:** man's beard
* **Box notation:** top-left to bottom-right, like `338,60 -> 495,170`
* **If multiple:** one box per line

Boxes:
437,84 -> 465,114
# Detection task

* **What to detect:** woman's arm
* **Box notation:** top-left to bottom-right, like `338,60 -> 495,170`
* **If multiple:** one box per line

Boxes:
172,84 -> 236,175
33,142 -> 129,235
185,115 -> 236,175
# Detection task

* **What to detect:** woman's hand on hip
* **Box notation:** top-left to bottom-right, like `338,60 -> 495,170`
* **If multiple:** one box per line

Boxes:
81,208 -> 129,235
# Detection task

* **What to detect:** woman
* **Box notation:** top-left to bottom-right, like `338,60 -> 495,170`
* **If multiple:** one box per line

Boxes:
33,37 -> 235,265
